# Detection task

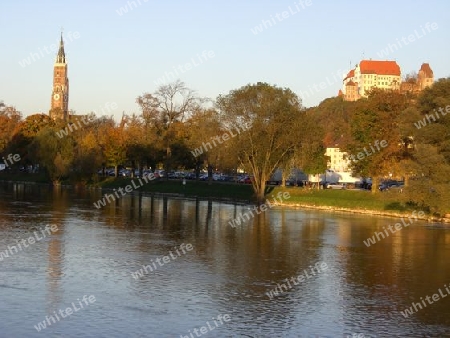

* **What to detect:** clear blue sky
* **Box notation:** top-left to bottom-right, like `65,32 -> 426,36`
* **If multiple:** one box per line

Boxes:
1,0 -> 449,121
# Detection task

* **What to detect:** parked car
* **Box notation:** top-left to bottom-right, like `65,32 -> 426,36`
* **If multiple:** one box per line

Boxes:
238,175 -> 253,184
185,172 -> 196,180
213,173 -> 226,181
154,170 -> 165,178
285,178 -> 303,186
119,169 -> 131,177
326,183 -> 346,189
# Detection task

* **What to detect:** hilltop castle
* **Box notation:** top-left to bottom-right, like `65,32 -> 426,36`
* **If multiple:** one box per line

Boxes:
340,60 -> 433,101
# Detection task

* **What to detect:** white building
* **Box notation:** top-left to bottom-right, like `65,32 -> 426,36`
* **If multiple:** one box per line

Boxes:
325,147 -> 350,172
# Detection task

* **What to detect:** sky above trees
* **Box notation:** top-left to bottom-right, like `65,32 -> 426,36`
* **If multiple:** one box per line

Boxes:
1,0 -> 449,120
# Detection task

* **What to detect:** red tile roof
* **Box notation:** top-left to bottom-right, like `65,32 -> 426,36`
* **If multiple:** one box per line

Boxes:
344,69 -> 354,81
360,60 -> 400,76
419,63 -> 433,77
346,80 -> 357,86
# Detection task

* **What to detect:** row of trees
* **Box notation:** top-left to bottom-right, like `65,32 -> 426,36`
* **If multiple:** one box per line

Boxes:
1,78 -> 449,214
0,81 -> 326,205
312,78 -> 450,215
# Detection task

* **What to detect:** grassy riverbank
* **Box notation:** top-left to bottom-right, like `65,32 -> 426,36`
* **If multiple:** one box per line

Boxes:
1,174 -> 433,218
269,186 -> 411,212
97,177 -> 415,213
97,177 -> 255,202
0,172 -> 50,183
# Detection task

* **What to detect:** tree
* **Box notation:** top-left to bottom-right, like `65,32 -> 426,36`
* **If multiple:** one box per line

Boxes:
345,89 -> 410,193
400,78 -> 450,215
101,124 -> 127,177
0,104 -> 22,153
7,114 -> 54,170
296,108 -> 328,189
185,108 -> 225,182
32,127 -> 75,183
136,80 -> 204,174
217,82 -> 302,204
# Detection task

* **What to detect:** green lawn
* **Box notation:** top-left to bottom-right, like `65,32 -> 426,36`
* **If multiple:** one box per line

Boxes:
97,178 -> 412,213
267,186 -> 412,212
0,172 -> 49,183
97,177 -> 255,202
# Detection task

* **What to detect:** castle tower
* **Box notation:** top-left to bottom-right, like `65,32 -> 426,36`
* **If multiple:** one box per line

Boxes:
50,33 -> 69,120
418,63 -> 434,90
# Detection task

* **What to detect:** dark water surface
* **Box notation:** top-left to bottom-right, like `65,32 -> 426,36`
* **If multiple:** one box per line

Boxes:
0,183 -> 449,337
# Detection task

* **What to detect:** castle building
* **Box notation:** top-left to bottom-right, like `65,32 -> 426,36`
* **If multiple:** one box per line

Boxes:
343,60 -> 401,101
342,60 -> 434,101
49,34 -> 69,120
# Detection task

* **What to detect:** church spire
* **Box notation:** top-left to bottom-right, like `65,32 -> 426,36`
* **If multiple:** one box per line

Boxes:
56,32 -> 66,63
50,31 -> 69,120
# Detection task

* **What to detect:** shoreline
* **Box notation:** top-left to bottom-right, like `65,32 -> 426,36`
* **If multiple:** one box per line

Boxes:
271,201 -> 450,224
2,179 -> 449,223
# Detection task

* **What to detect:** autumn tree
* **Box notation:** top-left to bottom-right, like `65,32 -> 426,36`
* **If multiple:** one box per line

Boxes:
0,103 -> 22,153
136,80 -> 204,174
217,82 -> 303,204
100,121 -> 128,177
70,113 -> 103,183
345,89 -> 410,193
185,108 -> 225,182
7,114 -> 55,170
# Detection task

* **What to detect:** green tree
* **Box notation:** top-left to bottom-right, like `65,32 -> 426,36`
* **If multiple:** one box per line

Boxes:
32,127 -> 75,183
400,78 -> 450,215
217,82 -> 302,203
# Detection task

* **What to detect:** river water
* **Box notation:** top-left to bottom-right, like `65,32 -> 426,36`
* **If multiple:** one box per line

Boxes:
0,182 -> 449,337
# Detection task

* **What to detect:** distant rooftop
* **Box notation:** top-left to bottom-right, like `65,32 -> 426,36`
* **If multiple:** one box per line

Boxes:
360,60 -> 401,76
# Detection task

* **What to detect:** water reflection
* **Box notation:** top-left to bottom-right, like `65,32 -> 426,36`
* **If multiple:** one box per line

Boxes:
46,185 -> 66,314
0,183 -> 449,337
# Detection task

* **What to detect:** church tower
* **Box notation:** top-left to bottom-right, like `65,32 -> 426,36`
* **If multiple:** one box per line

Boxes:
50,33 -> 69,120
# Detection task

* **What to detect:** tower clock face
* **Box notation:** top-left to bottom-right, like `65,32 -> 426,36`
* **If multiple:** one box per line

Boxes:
53,94 -> 60,100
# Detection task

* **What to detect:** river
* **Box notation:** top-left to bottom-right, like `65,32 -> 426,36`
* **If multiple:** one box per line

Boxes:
0,182 -> 449,337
